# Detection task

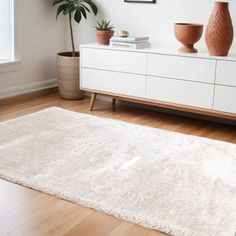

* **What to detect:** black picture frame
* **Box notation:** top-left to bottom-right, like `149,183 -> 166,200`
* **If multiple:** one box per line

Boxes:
124,0 -> 156,3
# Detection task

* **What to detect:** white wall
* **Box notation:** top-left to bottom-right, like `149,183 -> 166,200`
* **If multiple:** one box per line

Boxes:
70,0 -> 236,54
0,0 -> 66,99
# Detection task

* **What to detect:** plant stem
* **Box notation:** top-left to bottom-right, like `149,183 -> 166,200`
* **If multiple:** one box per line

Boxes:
69,12 -> 75,57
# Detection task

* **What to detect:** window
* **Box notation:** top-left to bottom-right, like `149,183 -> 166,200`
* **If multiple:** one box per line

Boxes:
0,0 -> 14,62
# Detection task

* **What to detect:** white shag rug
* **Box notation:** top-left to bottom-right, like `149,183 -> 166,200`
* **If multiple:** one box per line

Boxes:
0,107 -> 236,236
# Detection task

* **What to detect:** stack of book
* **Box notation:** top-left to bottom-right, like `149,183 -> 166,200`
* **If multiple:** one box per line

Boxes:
110,36 -> 151,49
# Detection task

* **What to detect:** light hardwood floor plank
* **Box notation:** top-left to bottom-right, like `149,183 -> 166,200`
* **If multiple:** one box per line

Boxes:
63,212 -> 123,236
0,179 -> 15,192
0,184 -> 40,217
6,198 -> 93,236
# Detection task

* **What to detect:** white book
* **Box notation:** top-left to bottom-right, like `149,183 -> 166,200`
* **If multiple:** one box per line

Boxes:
110,41 -> 151,49
110,36 -> 149,43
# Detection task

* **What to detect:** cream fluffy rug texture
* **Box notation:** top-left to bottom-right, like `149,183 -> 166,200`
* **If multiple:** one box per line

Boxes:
0,107 -> 236,236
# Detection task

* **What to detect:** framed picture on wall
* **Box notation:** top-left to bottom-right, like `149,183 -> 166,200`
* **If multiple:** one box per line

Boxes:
124,0 -> 156,3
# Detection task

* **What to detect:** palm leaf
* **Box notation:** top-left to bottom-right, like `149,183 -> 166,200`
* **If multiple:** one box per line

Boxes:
53,0 -> 65,6
74,9 -> 82,24
80,6 -> 87,19
56,4 -> 67,19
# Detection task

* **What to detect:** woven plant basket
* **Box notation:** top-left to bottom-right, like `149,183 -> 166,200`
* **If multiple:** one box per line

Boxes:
57,52 -> 84,100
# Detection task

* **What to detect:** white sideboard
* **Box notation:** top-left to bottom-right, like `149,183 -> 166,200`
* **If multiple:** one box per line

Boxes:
80,44 -> 236,120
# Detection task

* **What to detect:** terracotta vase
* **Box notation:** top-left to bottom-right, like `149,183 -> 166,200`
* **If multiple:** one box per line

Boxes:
205,2 -> 234,56
174,23 -> 203,53
96,30 -> 114,45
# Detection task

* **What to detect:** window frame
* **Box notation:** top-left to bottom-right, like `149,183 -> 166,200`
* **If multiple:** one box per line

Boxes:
0,0 -> 21,72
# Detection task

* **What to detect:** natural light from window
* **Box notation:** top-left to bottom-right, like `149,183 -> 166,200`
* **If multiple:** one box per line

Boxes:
0,0 -> 14,62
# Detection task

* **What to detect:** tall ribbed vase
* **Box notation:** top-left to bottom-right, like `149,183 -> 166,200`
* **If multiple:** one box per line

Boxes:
205,2 -> 234,56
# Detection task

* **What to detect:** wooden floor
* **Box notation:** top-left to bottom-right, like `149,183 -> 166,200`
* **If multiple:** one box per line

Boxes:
0,92 -> 236,236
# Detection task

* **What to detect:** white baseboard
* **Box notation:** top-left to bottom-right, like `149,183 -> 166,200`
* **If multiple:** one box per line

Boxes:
0,79 -> 57,99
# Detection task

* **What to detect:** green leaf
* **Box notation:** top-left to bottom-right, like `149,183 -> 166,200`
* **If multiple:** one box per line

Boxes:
53,0 -> 64,6
95,19 -> 114,31
81,4 -> 90,13
53,0 -> 98,24
74,10 -> 82,24
80,7 -> 87,19
84,0 -> 98,15
96,20 -> 102,29
63,3 -> 75,15
56,4 -> 67,19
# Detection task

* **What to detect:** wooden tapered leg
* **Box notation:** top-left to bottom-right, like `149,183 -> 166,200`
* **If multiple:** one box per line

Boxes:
112,98 -> 116,107
90,93 -> 97,111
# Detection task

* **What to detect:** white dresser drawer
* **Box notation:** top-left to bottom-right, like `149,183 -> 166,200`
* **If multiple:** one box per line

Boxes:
216,61 -> 236,87
147,54 -> 216,83
81,48 -> 146,75
146,76 -> 214,109
213,85 -> 236,114
81,68 -> 146,98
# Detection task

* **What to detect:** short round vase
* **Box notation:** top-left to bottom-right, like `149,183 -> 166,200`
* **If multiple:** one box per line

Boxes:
205,2 -> 234,56
174,23 -> 203,53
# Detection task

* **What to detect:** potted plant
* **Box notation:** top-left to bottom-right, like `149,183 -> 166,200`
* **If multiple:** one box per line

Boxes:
96,19 -> 114,45
53,0 -> 98,100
